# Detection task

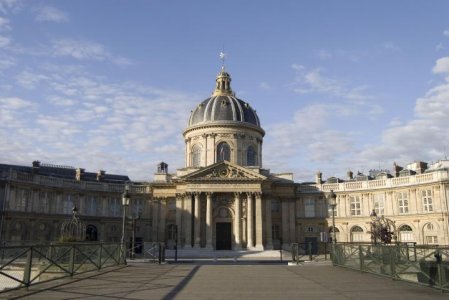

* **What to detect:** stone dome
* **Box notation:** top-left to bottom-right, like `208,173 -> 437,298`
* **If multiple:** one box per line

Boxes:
187,67 -> 261,128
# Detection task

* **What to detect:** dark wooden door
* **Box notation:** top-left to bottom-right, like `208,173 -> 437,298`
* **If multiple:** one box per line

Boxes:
216,222 -> 232,250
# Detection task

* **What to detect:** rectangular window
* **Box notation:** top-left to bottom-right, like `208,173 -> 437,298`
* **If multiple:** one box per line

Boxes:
16,189 -> 30,211
425,236 -> 438,244
38,191 -> 49,213
350,196 -> 361,216
397,192 -> 409,214
422,189 -> 433,212
133,199 -> 144,216
373,194 -> 385,215
109,197 -> 120,217
272,224 -> 280,240
63,194 -> 73,214
271,199 -> 280,212
86,196 -> 97,216
304,199 -> 315,218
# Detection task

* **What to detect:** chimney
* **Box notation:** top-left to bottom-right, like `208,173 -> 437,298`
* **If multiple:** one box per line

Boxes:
347,170 -> 353,180
76,168 -> 85,181
416,161 -> 428,174
97,170 -> 105,181
32,161 -> 40,174
157,162 -> 168,174
315,171 -> 322,185
393,162 -> 403,177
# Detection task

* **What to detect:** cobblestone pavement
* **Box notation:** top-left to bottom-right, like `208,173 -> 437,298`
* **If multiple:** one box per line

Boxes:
3,261 -> 448,299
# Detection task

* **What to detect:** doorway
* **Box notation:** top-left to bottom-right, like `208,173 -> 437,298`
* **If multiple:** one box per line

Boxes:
216,222 -> 232,250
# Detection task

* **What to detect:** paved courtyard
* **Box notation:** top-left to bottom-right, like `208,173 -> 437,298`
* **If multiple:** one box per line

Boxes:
4,261 -> 448,299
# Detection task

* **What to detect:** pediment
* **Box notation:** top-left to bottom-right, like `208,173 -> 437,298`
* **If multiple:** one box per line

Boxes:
181,161 -> 266,181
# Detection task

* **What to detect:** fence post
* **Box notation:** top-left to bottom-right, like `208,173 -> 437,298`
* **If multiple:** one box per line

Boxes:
69,244 -> 75,276
390,246 -> 397,280
23,247 -> 33,288
358,245 -> 364,272
97,243 -> 103,270
308,242 -> 312,261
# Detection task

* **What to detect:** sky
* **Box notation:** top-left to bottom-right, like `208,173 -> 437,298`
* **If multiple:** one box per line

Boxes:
1,0 -> 449,182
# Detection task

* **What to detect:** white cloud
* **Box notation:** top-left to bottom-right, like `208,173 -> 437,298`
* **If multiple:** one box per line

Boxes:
16,70 -> 49,89
443,30 -> 449,36
0,16 -> 10,31
0,97 -> 34,109
291,65 -> 373,102
51,39 -> 133,66
432,57 -> 449,74
35,6 -> 68,23
0,35 -> 10,47
259,82 -> 271,90
382,42 -> 401,52
0,0 -> 21,14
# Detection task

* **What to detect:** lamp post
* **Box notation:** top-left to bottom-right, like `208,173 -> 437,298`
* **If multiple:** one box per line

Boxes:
121,184 -> 130,263
328,190 -> 337,245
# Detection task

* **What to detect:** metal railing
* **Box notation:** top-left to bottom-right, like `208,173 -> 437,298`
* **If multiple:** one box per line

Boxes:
0,242 -> 124,293
332,243 -> 449,292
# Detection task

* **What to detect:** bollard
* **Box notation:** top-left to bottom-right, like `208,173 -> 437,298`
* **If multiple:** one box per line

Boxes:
158,243 -> 162,264
308,242 -> 312,261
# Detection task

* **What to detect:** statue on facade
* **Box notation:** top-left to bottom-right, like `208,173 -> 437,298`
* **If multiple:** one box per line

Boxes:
369,210 -> 397,244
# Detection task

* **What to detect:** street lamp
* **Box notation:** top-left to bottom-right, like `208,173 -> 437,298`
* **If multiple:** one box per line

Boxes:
328,190 -> 337,245
121,184 -> 130,263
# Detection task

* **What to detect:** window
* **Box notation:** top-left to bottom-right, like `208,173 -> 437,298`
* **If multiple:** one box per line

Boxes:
425,236 -> 438,244
132,199 -> 144,216
16,189 -> 30,211
246,145 -> 257,166
373,194 -> 385,215
216,142 -> 230,162
351,226 -> 364,242
350,196 -> 361,216
272,224 -> 280,240
167,224 -> 177,240
304,199 -> 315,218
328,201 -> 338,217
397,192 -> 409,214
398,225 -> 414,242
63,194 -> 73,214
86,196 -> 97,215
328,227 -> 340,242
109,197 -> 120,217
191,145 -> 201,167
271,199 -> 280,212
38,191 -> 49,213
422,189 -> 433,212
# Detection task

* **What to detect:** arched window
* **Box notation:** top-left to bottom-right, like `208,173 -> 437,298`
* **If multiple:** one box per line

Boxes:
246,145 -> 257,166
216,142 -> 230,162
328,226 -> 340,243
86,225 -> 98,241
191,145 -> 201,167
351,226 -> 364,242
398,224 -> 414,242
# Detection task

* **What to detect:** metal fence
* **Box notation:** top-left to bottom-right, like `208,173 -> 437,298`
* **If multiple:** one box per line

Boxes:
332,243 -> 449,291
0,242 -> 124,293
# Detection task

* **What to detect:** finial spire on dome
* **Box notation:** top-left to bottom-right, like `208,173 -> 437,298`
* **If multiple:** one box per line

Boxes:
213,51 -> 233,96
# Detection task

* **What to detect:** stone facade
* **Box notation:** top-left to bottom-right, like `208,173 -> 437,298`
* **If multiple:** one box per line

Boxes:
0,67 -> 448,250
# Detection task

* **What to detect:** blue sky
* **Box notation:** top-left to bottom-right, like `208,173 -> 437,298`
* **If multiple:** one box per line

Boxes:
1,0 -> 449,181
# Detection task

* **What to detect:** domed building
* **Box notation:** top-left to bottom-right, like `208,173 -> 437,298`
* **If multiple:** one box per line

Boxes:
151,66 -> 300,252
1,64 -> 449,254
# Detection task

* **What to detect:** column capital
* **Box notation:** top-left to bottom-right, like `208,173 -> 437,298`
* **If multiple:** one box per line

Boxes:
206,192 -> 213,196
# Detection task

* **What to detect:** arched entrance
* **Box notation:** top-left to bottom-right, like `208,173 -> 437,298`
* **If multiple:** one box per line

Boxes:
215,207 -> 233,250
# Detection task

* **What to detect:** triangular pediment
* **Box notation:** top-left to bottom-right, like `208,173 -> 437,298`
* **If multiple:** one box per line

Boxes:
181,161 -> 266,181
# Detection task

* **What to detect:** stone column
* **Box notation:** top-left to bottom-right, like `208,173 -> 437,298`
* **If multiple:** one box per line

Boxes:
151,199 -> 159,242
158,199 -> 166,243
247,193 -> 254,248
255,193 -> 264,250
175,194 -> 183,246
289,200 -> 296,243
265,198 -> 273,250
281,199 -> 289,246
194,193 -> 201,248
205,193 -> 213,249
184,194 -> 192,249
234,193 -> 242,249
